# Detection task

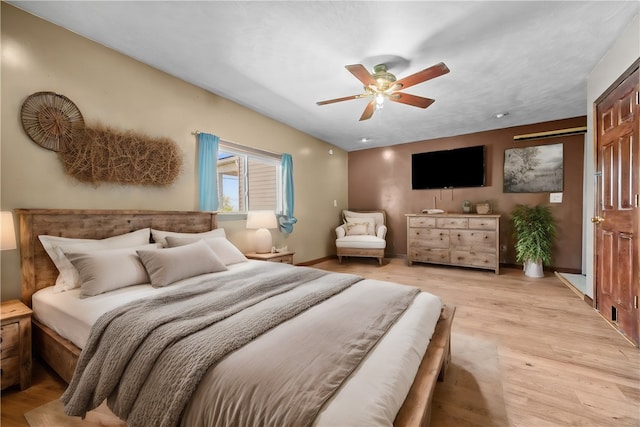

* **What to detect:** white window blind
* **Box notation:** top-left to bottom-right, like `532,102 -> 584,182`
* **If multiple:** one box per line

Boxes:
217,141 -> 282,213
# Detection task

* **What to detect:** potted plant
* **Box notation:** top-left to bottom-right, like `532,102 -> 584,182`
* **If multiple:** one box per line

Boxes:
511,204 -> 556,278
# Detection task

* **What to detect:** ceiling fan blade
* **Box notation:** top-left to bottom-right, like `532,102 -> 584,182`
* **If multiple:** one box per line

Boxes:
316,94 -> 365,105
389,92 -> 435,109
392,62 -> 450,91
359,100 -> 376,121
345,64 -> 377,87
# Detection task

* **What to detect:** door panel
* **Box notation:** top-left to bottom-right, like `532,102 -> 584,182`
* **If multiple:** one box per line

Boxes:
619,135 -> 633,209
595,66 -> 639,345
601,143 -> 615,210
600,231 -> 614,296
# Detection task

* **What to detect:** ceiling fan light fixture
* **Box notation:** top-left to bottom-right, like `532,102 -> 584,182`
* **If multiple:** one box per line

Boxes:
316,61 -> 449,121
372,64 -> 396,91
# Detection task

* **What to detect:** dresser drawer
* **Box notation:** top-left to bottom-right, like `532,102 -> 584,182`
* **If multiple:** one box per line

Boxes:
469,217 -> 497,230
0,323 -> 19,353
436,217 -> 468,229
408,217 -> 436,228
451,250 -> 497,269
0,355 -> 20,390
408,228 -> 449,248
409,248 -> 450,264
450,230 -> 496,251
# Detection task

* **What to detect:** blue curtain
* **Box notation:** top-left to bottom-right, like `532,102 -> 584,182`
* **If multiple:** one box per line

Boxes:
279,153 -> 297,233
197,133 -> 219,211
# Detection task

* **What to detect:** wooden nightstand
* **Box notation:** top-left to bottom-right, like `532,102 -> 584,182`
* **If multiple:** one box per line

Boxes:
1,299 -> 32,390
245,251 -> 295,264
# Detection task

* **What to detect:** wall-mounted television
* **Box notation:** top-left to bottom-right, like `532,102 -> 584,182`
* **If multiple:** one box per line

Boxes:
411,145 -> 486,189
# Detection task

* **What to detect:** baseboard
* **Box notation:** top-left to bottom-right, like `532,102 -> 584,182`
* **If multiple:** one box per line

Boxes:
584,294 -> 594,306
299,253 -> 409,266
500,263 -> 581,274
295,256 -> 334,266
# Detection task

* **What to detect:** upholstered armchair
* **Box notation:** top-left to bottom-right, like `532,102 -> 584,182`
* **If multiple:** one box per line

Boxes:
335,210 -> 387,265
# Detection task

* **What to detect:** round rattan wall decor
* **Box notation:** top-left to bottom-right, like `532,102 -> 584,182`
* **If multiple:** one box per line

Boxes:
21,91 -> 85,152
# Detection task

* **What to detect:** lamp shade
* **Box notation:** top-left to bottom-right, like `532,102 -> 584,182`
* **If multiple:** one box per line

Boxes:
246,211 -> 278,230
1,211 -> 17,251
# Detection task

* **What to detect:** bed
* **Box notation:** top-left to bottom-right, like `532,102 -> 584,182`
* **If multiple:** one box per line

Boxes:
16,208 -> 455,427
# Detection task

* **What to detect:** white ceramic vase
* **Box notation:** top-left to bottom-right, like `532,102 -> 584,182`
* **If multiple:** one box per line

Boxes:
523,259 -> 544,278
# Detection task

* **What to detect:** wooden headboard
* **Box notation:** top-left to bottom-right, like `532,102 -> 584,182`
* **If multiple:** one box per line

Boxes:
16,209 -> 218,306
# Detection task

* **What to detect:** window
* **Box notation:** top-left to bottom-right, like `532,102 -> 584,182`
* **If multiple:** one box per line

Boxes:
217,142 -> 282,213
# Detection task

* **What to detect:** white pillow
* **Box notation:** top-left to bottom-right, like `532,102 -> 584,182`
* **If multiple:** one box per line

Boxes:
137,240 -> 227,287
66,244 -> 159,298
345,216 -> 375,235
343,210 -> 384,230
165,236 -> 248,266
151,228 -> 226,248
345,223 -> 369,236
38,228 -> 151,292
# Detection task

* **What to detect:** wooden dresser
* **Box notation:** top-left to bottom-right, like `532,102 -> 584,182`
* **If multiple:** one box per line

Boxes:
406,214 -> 500,274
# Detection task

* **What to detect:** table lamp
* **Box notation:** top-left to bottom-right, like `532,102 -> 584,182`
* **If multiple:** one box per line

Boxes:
1,211 -> 17,251
246,210 -> 278,253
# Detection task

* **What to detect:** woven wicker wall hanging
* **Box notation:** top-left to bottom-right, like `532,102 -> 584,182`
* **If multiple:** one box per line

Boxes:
21,91 -> 85,152
20,91 -> 182,186
59,124 -> 182,186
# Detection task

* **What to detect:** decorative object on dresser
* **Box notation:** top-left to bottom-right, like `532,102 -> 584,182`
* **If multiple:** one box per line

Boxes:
1,299 -> 32,390
475,202 -> 491,214
335,210 -> 387,265
245,250 -> 295,264
246,210 -> 279,254
511,204 -> 556,278
406,213 -> 500,274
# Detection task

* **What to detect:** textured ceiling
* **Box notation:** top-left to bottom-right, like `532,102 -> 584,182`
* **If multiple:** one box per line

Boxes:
9,1 -> 639,151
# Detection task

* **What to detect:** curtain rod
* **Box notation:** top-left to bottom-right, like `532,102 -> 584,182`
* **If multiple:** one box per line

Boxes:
191,130 -> 282,158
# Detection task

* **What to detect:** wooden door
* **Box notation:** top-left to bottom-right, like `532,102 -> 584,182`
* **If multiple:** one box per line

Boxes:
594,65 -> 639,346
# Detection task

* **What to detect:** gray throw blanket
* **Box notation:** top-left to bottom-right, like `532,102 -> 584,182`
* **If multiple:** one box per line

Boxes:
61,263 -> 417,427
181,278 -> 421,427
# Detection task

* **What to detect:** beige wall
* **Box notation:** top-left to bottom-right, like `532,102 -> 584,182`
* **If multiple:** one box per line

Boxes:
348,116 -> 586,272
1,4 -> 348,300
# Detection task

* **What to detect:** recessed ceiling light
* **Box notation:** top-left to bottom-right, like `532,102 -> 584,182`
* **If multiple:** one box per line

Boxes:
360,137 -> 371,143
496,112 -> 509,118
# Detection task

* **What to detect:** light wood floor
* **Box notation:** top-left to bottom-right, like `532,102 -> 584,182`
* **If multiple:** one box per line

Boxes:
313,258 -> 640,426
2,258 -> 639,426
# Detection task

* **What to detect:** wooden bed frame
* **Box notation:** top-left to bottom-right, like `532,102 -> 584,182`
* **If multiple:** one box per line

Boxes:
16,208 -> 454,427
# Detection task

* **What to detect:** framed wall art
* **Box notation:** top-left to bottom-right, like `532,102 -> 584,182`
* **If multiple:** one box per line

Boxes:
503,143 -> 563,193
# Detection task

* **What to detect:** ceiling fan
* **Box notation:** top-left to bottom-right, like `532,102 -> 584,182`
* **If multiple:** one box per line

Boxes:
317,62 -> 450,121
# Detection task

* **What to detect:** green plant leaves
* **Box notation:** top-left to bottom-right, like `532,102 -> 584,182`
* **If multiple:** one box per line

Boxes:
511,204 -> 556,266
